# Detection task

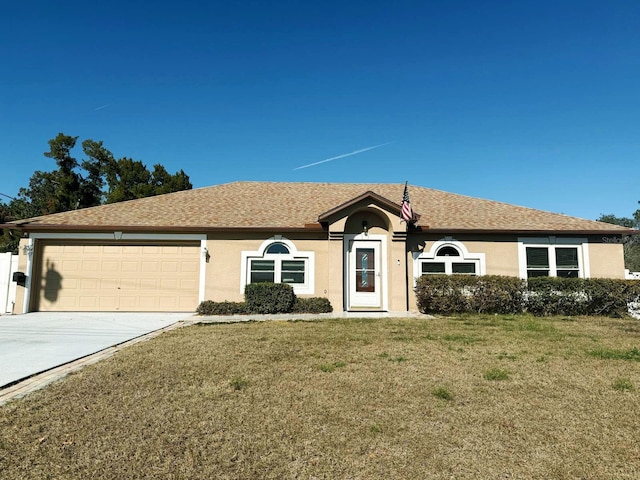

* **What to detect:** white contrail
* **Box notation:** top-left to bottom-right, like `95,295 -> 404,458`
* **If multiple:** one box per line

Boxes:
94,104 -> 110,111
293,142 -> 392,170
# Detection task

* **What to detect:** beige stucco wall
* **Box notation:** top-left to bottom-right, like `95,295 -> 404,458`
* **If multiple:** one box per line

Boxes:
10,226 -> 628,315
408,235 -> 520,277
203,234 -> 331,304
588,242 -> 626,278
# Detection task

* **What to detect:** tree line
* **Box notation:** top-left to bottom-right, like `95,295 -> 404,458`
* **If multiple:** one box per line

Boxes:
597,207 -> 640,272
0,133 -> 192,253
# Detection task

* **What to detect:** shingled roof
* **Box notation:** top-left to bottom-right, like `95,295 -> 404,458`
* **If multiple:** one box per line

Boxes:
5,181 -> 634,234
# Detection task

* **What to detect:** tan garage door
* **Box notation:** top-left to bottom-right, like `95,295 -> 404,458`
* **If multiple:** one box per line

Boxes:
35,243 -> 200,312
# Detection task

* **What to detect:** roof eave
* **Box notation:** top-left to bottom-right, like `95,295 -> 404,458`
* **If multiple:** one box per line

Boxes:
416,227 -> 638,236
1,223 -> 327,234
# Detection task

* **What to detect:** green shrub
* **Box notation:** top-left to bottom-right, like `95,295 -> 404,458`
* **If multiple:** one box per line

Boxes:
196,300 -> 248,315
292,296 -> 333,313
244,282 -> 296,314
526,277 -> 640,317
415,275 -> 525,315
415,274 -> 640,317
197,291 -> 332,316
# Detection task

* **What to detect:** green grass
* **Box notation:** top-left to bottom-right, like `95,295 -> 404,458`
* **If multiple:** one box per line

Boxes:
431,386 -> 454,401
2,313 -> 640,479
483,367 -> 510,381
587,347 -> 640,361
612,377 -> 635,391
318,361 -> 347,372
229,376 -> 249,390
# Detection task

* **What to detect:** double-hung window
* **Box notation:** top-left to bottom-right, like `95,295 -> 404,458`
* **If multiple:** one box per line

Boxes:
520,238 -> 585,278
242,238 -> 315,294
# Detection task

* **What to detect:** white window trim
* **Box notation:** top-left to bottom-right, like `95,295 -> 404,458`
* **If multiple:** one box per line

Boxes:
240,237 -> 315,295
517,237 -> 590,279
413,238 -> 486,284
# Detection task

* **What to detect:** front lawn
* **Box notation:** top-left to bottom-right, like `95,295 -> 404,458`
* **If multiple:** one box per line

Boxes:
1,314 -> 640,479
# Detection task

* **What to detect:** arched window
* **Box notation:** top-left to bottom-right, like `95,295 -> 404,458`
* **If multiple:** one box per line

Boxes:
436,246 -> 460,257
415,240 -> 485,277
241,237 -> 315,294
265,243 -> 290,255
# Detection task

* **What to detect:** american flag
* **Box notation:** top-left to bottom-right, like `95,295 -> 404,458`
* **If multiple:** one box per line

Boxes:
401,181 -> 414,223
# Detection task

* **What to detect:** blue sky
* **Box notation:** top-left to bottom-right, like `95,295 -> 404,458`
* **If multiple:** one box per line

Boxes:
1,0 -> 639,220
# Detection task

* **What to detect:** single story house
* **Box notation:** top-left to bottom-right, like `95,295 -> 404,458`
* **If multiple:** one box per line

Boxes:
2,181 -> 636,314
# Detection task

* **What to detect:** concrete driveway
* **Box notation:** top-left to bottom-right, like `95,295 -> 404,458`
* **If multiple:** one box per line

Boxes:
0,312 -> 193,388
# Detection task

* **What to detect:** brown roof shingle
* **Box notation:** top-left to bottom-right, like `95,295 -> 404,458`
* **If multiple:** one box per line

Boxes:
7,181 -> 634,234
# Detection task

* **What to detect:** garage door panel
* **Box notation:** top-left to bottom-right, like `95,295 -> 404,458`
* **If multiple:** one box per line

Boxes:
102,261 -> 120,273
79,296 -> 99,308
180,278 -> 199,289
181,261 -> 199,273
80,278 -> 99,289
141,261 -> 160,273
36,243 -> 200,312
161,261 -> 179,273
99,296 -> 119,308
160,278 -> 179,289
121,261 -> 140,273
81,260 -> 100,272
139,278 -> 160,289
61,259 -> 80,271
178,295 -> 199,308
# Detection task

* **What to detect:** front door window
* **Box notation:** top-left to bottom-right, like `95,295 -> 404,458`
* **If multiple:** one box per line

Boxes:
355,248 -> 375,292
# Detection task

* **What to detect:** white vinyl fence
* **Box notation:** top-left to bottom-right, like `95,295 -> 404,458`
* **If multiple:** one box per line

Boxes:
626,269 -> 640,280
0,252 -> 19,314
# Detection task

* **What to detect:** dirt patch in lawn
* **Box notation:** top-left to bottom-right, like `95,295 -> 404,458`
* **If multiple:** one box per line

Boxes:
1,314 -> 640,479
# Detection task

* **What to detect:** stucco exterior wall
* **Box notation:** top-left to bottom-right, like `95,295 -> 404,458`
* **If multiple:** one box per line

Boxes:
588,242 -> 626,279
203,234 -> 330,304
9,227 -> 629,315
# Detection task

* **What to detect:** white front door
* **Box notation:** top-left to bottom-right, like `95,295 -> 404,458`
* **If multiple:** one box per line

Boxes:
348,239 -> 383,309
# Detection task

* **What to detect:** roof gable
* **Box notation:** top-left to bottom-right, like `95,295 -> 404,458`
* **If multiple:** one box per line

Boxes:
317,191 -> 409,224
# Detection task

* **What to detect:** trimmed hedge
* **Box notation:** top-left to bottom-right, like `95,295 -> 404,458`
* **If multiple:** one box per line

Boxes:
526,277 -> 640,317
292,296 -> 333,314
415,275 -> 640,317
415,275 -> 524,315
196,300 -> 247,316
245,282 -> 296,314
196,283 -> 333,315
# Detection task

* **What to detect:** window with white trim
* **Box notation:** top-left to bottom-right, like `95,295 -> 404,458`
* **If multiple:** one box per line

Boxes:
525,245 -> 580,278
241,238 -> 315,294
415,240 -> 485,279
518,237 -> 587,279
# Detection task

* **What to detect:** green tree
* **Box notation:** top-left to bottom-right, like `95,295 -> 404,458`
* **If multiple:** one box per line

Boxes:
0,197 -> 31,253
103,159 -> 192,204
598,203 -> 640,272
80,139 -> 113,207
0,133 -> 192,253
